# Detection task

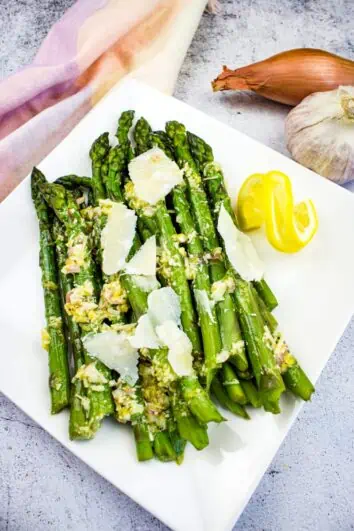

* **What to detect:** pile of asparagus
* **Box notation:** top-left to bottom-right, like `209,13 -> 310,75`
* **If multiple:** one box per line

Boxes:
32,111 -> 314,463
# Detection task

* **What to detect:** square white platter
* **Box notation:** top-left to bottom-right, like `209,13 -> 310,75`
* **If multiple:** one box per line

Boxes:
1,79 -> 354,531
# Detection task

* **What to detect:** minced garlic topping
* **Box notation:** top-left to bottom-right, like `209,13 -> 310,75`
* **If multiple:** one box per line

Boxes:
112,380 -> 144,424
65,280 -> 98,324
62,233 -> 88,275
73,362 -> 108,388
41,328 -> 50,351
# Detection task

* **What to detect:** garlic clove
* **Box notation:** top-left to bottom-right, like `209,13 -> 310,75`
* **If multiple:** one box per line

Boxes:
285,86 -> 354,184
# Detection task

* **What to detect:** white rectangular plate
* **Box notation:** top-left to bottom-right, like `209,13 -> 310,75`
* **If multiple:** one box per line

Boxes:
1,79 -> 354,531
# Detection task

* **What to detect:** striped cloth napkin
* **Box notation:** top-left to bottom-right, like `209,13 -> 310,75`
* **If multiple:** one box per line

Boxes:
0,0 -> 209,201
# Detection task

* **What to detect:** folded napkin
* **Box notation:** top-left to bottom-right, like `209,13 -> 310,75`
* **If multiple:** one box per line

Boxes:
0,0 -> 209,201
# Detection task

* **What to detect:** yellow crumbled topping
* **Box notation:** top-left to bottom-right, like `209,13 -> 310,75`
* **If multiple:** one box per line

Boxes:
50,373 -> 62,391
178,246 -> 187,257
73,362 -> 107,388
98,198 -> 114,215
186,230 -> 197,243
124,181 -> 156,217
42,280 -> 58,291
184,255 -> 199,281
62,233 -> 88,274
211,279 -> 227,302
91,385 -> 105,392
65,280 -> 98,324
41,328 -> 50,351
173,233 -> 187,244
81,206 -> 95,221
231,340 -> 245,355
99,279 -> 129,315
113,380 -> 144,424
75,394 -> 90,414
48,316 -> 63,329
140,363 -> 170,432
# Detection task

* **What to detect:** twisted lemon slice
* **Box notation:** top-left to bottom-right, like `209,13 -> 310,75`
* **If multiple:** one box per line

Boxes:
236,171 -> 318,253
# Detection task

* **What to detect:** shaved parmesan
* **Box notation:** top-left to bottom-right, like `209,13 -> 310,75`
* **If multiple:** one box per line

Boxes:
147,287 -> 181,327
83,330 -> 139,385
217,205 -> 264,282
125,236 -> 156,276
101,203 -> 137,275
128,147 -> 183,205
194,289 -> 215,322
129,315 -> 160,349
131,275 -> 160,292
155,320 -> 193,376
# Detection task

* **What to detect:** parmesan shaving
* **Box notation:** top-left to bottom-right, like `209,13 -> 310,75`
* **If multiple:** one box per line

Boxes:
217,205 -> 264,282
128,147 -> 183,205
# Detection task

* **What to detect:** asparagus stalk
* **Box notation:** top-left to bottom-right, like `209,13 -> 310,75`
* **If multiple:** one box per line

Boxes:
53,218 -> 95,439
251,286 -> 278,333
90,132 -> 110,203
187,131 -> 278,311
171,390 -> 209,451
239,379 -> 262,408
263,325 -> 314,401
181,129 -> 285,413
55,175 -> 92,189
116,110 -> 135,163
211,376 -> 249,419
221,363 -> 248,405
166,121 -> 248,373
31,169 -> 70,414
39,180 -> 114,426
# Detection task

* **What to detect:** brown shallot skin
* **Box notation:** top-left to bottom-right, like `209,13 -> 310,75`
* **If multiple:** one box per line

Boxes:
212,48 -> 354,106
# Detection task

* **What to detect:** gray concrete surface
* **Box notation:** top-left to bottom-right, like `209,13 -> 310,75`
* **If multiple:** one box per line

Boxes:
1,1 -> 354,530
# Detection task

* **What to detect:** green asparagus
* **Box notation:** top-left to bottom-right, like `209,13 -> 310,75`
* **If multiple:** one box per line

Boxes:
32,168 -> 70,414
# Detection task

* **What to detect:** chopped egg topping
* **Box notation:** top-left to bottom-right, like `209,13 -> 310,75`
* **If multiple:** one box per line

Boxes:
63,233 -> 89,275
112,380 -> 144,424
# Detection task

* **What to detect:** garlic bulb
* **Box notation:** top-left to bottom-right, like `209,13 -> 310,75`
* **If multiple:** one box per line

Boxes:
285,86 -> 354,184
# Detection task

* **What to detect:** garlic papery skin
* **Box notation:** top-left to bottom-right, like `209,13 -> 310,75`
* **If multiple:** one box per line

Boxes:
285,86 -> 354,184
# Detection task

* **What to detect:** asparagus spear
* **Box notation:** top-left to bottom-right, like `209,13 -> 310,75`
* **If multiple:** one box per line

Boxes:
39,180 -> 114,426
187,131 -> 278,311
263,325 -> 314,401
53,218 -> 95,439
31,168 -> 70,414
116,110 -> 135,155
239,379 -> 262,408
151,131 -> 222,387
55,175 -> 92,189
90,132 -> 110,203
171,390 -> 209,451
251,286 -> 278,333
211,376 -> 249,419
166,121 -> 248,373
221,363 -> 247,405
180,129 -> 285,413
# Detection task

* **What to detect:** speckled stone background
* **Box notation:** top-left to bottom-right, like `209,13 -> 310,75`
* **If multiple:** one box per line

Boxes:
1,1 -> 354,530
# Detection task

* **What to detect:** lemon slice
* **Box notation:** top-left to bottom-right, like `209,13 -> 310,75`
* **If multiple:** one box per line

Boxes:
236,173 -> 264,231
236,170 -> 318,253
